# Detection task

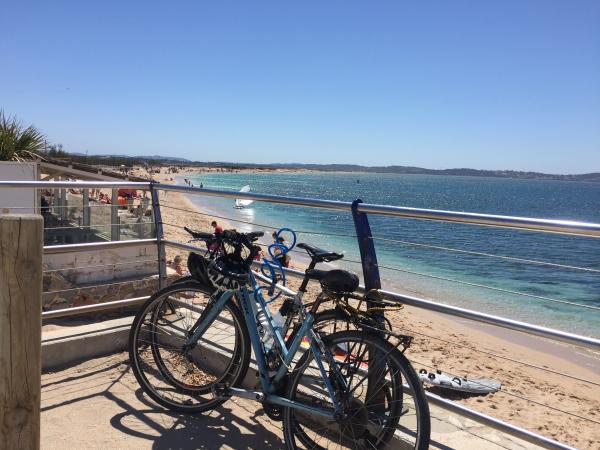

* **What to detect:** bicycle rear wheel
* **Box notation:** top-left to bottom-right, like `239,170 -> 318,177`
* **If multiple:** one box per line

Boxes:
282,330 -> 430,449
129,280 -> 250,412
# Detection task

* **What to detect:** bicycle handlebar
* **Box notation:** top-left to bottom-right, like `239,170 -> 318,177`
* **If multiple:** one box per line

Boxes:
184,227 -> 264,242
184,226 -> 214,240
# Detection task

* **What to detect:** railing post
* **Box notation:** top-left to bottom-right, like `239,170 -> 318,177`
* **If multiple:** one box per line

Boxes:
351,199 -> 381,292
351,199 -> 387,410
0,215 -> 43,450
151,183 -> 167,288
60,189 -> 67,222
111,188 -> 119,241
82,188 -> 90,227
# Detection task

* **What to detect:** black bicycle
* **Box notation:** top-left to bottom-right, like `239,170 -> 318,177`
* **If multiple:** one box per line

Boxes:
129,229 -> 430,449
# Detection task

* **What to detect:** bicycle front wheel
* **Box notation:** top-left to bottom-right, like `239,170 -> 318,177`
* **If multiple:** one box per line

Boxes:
129,280 -> 250,413
282,330 -> 430,449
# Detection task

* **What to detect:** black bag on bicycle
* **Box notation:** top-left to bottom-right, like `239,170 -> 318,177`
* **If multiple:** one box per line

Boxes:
187,252 -> 212,287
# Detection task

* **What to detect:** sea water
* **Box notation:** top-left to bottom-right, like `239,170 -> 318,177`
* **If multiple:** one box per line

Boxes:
183,172 -> 600,337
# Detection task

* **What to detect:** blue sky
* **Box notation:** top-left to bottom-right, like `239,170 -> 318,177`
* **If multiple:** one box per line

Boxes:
1,1 -> 599,173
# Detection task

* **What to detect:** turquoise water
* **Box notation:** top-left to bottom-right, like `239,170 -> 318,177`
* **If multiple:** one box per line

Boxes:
182,172 -> 600,337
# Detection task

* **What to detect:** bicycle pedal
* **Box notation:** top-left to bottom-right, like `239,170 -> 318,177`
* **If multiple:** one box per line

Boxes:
212,383 -> 232,398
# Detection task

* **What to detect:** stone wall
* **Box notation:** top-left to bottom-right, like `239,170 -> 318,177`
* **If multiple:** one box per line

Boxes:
42,271 -> 178,311
42,243 -> 178,311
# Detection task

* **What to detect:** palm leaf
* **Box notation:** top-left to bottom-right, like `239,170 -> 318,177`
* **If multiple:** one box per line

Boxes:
0,110 -> 47,161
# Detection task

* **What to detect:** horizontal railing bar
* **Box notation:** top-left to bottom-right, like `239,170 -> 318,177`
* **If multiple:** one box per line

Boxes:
159,202 -> 282,230
415,358 -> 600,425
44,276 -> 157,295
0,181 -> 151,189
45,222 -> 153,231
375,261 -> 600,311
388,315 -> 600,386
291,252 -> 600,313
4,204 -> 114,209
371,236 -> 600,273
43,238 -> 157,254
163,239 -> 600,350
424,391 -> 576,450
357,203 -> 600,237
160,202 -> 358,238
162,239 -> 298,297
167,242 -> 597,387
379,289 -> 600,350
164,241 -> 600,450
251,266 -> 297,298
157,184 -> 600,237
42,296 -> 149,319
163,240 -> 319,299
163,239 -> 204,254
160,184 -> 354,210
44,258 -> 159,273
4,181 -> 599,236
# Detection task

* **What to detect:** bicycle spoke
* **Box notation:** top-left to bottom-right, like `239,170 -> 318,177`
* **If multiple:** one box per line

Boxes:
284,330 -> 429,449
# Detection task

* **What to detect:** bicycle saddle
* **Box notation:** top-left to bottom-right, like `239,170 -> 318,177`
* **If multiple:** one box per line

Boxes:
297,243 -> 344,262
305,269 -> 359,294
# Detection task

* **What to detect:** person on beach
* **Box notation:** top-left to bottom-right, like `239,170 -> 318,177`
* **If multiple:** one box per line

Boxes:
277,237 -> 290,267
254,245 -> 264,261
207,221 -> 224,253
168,255 -> 185,276
211,220 -> 223,234
99,193 -> 111,204
271,235 -> 290,268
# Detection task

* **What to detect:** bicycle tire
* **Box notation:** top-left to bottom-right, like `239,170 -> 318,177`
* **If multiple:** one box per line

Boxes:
129,280 -> 250,413
282,330 -> 430,449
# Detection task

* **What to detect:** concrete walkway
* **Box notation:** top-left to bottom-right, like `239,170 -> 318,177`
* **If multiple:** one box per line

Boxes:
41,353 -> 543,450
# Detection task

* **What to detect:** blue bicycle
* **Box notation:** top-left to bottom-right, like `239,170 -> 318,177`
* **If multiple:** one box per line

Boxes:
129,229 -> 430,449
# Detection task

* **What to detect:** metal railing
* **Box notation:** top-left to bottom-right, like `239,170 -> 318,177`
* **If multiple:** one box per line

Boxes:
160,184 -> 600,237
159,182 -> 599,450
2,179 -> 599,450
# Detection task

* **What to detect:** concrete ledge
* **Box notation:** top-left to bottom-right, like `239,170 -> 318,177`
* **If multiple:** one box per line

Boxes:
42,317 -> 133,371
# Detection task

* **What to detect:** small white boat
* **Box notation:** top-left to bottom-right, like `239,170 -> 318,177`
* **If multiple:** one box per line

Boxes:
234,185 -> 254,209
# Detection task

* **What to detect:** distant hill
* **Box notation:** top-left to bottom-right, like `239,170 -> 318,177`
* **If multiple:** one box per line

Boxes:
202,162 -> 600,182
303,164 -> 600,182
51,152 -> 600,182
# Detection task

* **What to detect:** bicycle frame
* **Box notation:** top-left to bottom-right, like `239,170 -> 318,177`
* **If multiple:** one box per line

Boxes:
184,271 -> 343,419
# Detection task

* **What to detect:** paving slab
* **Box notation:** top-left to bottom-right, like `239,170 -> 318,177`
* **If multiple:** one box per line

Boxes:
41,353 -> 545,449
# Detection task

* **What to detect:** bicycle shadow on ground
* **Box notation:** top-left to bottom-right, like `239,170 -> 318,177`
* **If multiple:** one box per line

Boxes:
109,388 -> 285,449
42,354 -> 284,449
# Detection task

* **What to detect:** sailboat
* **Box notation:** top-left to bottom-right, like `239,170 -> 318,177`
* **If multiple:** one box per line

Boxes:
234,185 -> 254,209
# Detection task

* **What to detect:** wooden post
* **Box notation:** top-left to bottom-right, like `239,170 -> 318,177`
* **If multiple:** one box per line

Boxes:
0,215 -> 43,450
